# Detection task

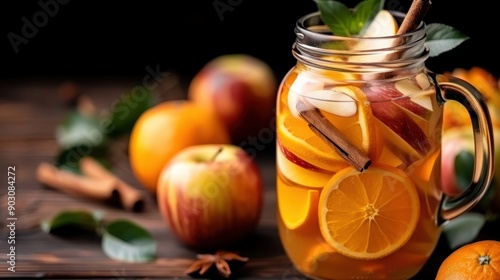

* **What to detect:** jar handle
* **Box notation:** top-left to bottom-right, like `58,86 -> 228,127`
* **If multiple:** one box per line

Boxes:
433,73 -> 495,226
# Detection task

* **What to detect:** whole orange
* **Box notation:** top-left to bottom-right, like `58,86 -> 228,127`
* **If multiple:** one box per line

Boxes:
128,100 -> 231,193
436,240 -> 500,280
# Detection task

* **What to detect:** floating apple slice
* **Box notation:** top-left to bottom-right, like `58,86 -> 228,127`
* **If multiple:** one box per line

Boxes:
277,143 -> 333,189
415,73 -> 431,89
361,10 -> 399,38
365,84 -> 432,120
370,100 -> 431,157
350,10 -> 399,63
395,79 -> 434,111
288,75 -> 358,117
288,72 -> 325,117
301,89 -> 357,117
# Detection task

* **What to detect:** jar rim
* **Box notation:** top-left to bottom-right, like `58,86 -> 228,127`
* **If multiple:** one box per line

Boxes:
291,10 -> 429,79
295,10 -> 426,41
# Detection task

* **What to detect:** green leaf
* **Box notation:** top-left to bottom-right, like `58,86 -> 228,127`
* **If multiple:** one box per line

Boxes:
314,0 -> 354,36
102,219 -> 157,263
54,146 -> 110,174
442,212 -> 486,249
454,150 -> 474,191
425,23 -> 469,57
41,210 -> 104,236
105,90 -> 157,138
314,0 -> 383,36
56,110 -> 108,150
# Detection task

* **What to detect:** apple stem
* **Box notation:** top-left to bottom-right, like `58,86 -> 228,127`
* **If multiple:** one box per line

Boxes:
210,147 -> 224,162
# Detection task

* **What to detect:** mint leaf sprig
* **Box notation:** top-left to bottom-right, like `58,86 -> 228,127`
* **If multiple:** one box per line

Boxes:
313,0 -> 469,57
314,0 -> 383,37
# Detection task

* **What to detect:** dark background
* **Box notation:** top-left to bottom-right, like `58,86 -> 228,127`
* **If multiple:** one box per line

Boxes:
1,0 -> 498,86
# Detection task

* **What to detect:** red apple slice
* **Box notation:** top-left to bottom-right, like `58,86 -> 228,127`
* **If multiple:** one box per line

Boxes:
370,100 -> 431,157
395,79 -> 434,112
277,142 -> 333,189
365,84 -> 433,120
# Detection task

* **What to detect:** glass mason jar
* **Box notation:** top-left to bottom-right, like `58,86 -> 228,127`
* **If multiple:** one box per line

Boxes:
276,11 -> 495,279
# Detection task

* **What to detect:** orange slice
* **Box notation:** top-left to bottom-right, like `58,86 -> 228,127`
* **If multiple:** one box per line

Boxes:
277,177 -> 319,230
318,165 -> 420,260
278,86 -> 380,172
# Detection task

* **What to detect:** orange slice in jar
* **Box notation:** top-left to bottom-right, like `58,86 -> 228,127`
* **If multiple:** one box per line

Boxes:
277,177 -> 320,230
278,85 -> 380,172
318,164 -> 420,260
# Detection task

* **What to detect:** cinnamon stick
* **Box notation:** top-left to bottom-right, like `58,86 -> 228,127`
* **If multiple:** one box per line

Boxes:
36,162 -> 119,202
80,157 -> 145,212
372,0 -> 433,79
397,0 -> 432,35
296,98 -> 371,172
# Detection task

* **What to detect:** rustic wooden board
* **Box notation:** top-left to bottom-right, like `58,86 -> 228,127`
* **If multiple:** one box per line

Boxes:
0,80 -> 495,279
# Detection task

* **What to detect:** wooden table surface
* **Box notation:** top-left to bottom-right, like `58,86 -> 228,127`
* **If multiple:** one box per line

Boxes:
0,78 -> 496,279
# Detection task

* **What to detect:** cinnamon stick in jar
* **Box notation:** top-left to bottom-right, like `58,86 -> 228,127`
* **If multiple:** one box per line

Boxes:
296,97 -> 371,172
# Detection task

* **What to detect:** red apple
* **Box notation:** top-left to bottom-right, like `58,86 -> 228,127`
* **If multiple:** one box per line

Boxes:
441,128 -> 473,196
188,54 -> 277,143
156,144 -> 264,250
441,126 -> 500,202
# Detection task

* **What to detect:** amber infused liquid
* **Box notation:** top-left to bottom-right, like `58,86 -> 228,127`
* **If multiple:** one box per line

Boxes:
276,68 -> 443,279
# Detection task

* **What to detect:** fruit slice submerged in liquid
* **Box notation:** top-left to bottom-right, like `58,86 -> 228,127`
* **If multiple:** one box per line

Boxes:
277,178 -> 320,230
277,142 -> 334,188
278,86 -> 380,172
287,70 -> 360,117
318,165 -> 420,260
364,84 -> 432,160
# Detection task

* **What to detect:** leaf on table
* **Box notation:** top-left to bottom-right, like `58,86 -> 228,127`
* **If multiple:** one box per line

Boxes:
54,146 -> 110,174
425,23 -> 469,57
102,219 -> 157,263
41,209 -> 105,236
442,212 -> 486,249
105,90 -> 157,138
56,110 -> 108,150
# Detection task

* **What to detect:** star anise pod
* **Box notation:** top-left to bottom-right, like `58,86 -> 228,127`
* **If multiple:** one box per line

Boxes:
185,250 -> 249,278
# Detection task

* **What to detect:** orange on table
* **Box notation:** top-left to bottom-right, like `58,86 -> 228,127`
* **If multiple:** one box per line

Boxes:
128,100 -> 231,193
446,67 -> 500,129
451,67 -> 499,101
436,240 -> 500,280
318,164 -> 420,260
278,85 -> 380,172
443,100 -> 471,131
